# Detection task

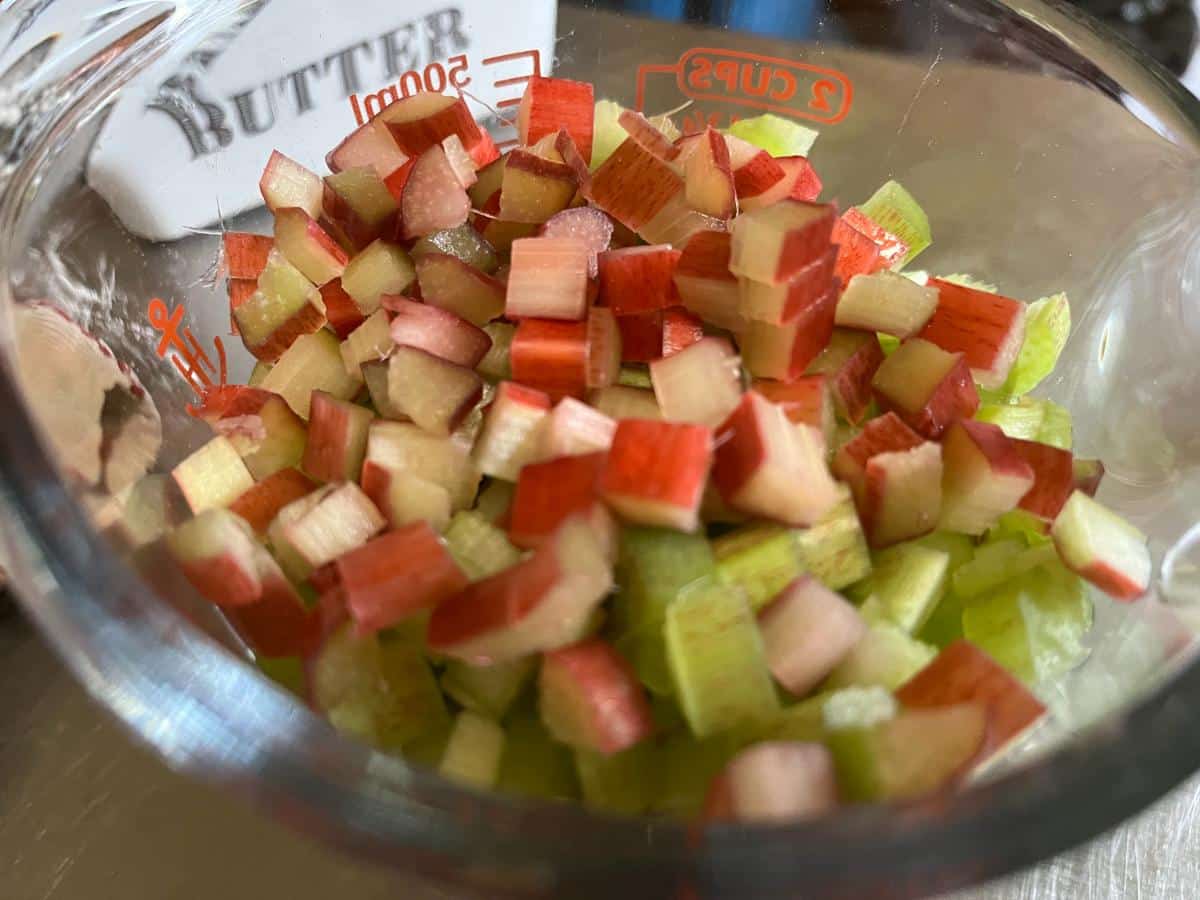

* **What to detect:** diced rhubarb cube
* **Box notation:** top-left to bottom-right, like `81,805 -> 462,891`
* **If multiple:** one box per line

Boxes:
230,468 -> 318,534
336,523 -> 468,634
673,230 -> 743,332
510,317 -> 589,399
472,381 -> 553,481
385,295 -> 492,368
1011,438 -> 1075,520
428,515 -> 613,664
319,279 -> 366,339
540,207 -> 614,278
467,130 -> 501,168
339,309 -> 394,375
738,155 -> 821,212
706,742 -> 838,823
167,509 -> 265,608
759,576 -> 866,696
598,245 -> 682,315
506,237 -> 590,321
499,150 -> 578,225
939,420 -> 1036,535
327,117 -> 409,179
684,127 -> 735,219
837,271 -> 939,338
713,391 -> 839,527
860,441 -> 944,548
235,251 -> 327,363
831,212 -> 886,284
807,329 -> 885,425
725,134 -> 786,206
841,206 -> 909,270
832,411 -> 925,498
739,247 -> 836,326
402,145 -> 472,239
510,452 -> 610,551
172,436 -> 256,514
380,92 -> 482,157
897,640 -> 1047,763
919,279 -> 1027,390
259,330 -> 363,420
362,420 -> 480,513
302,390 -> 375,483
278,482 -> 387,573
602,420 -> 712,532
274,207 -> 349,287
786,157 -> 823,202
662,308 -> 705,358
537,398 -> 617,460
739,284 -> 838,381
872,338 -> 979,439
228,566 -> 323,658
753,376 -> 834,440
586,306 -> 623,389
589,137 -> 685,231
224,233 -> 273,280
416,252 -> 506,326
322,167 -> 399,251
1051,491 -> 1151,600
617,109 -> 682,164
195,385 -> 308,481
588,385 -> 662,421
650,336 -> 743,427
387,345 -> 483,436
518,76 -> 595,163
341,239 -> 417,316
616,311 -> 664,363
260,150 -> 323,219
540,638 -> 655,754
729,201 -> 836,285
440,134 -> 478,189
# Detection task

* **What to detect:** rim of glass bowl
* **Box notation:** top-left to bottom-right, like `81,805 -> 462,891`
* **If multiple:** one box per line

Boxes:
2,1 -> 1200,896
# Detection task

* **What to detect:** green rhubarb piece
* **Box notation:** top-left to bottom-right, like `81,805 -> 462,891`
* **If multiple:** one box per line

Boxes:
311,624 -> 449,751
444,510 -> 521,580
727,113 -> 819,159
615,626 -> 674,697
614,527 -> 716,633
913,532 -> 975,647
713,524 -> 804,612
850,542 -> 949,634
975,398 -> 1046,441
962,560 -> 1092,685
256,657 -> 306,699
665,581 -> 779,737
439,711 -> 506,789
652,734 -> 740,817
999,293 -> 1070,398
824,623 -> 937,691
1036,400 -> 1073,450
793,489 -> 873,590
876,333 -> 901,357
618,366 -> 653,389
575,742 -> 661,816
826,704 -> 985,802
412,225 -> 500,273
478,322 -> 515,382
938,273 -> 998,293
592,99 -> 628,170
440,656 -> 536,720
248,360 -> 273,387
952,540 -> 1058,599
497,713 -> 580,802
986,510 -> 1052,547
858,180 -> 932,267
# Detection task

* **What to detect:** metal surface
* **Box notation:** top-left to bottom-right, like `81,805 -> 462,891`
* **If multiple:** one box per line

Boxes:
0,608 -> 1195,900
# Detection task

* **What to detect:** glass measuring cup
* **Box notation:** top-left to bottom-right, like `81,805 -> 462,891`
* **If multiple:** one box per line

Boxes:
3,1 -> 1200,896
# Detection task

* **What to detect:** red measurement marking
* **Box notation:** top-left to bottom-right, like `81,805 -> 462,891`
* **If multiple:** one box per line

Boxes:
479,49 -> 541,127
147,297 -> 228,414
635,47 -> 853,127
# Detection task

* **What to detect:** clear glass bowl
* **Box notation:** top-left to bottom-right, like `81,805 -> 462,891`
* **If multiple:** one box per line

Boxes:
3,1 -> 1200,896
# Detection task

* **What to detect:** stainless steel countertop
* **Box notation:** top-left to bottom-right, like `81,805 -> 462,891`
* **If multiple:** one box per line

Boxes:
2,605 -> 1197,900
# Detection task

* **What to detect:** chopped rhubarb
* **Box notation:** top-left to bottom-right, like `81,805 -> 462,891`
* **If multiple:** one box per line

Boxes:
320,278 -> 366,338
684,127 -> 735,219
939,420 -> 1036,535
327,117 -> 409,179
385,295 -> 492,368
602,420 -> 713,532
872,338 -> 979,439
650,336 -> 743,428
919,279 -> 1027,389
322,167 -> 399,251
713,391 -> 839,527
1011,438 -> 1075,520
1051,491 -> 1151,600
739,283 -> 838,381
416,252 -> 506,326
540,207 -> 614,278
302,390 -> 374,483
506,237 -> 590,321
730,201 -> 836,285
401,145 -> 472,239
597,245 -> 682,315
518,76 -> 595,163
586,306 -> 623,389
230,468 -> 318,534
223,233 -> 273,280
509,452 -> 610,550
754,376 -> 834,438
540,638 -> 655,754
380,92 -> 482,158
259,150 -> 323,218
706,742 -> 838,823
387,345 -> 483,436
837,271 -> 939,338
589,137 -> 685,231
537,397 -> 617,459
662,308 -> 705,358
673,230 -> 743,332
832,412 -> 926,500
510,317 -> 589,399
472,381 -> 553,481
499,150 -> 578,225
807,329 -> 885,425
273,207 -> 349,287
759,577 -> 866,696
739,247 -> 836,325
336,523 -> 468,634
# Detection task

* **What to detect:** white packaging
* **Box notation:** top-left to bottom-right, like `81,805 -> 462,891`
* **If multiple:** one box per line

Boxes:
87,0 -> 557,241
